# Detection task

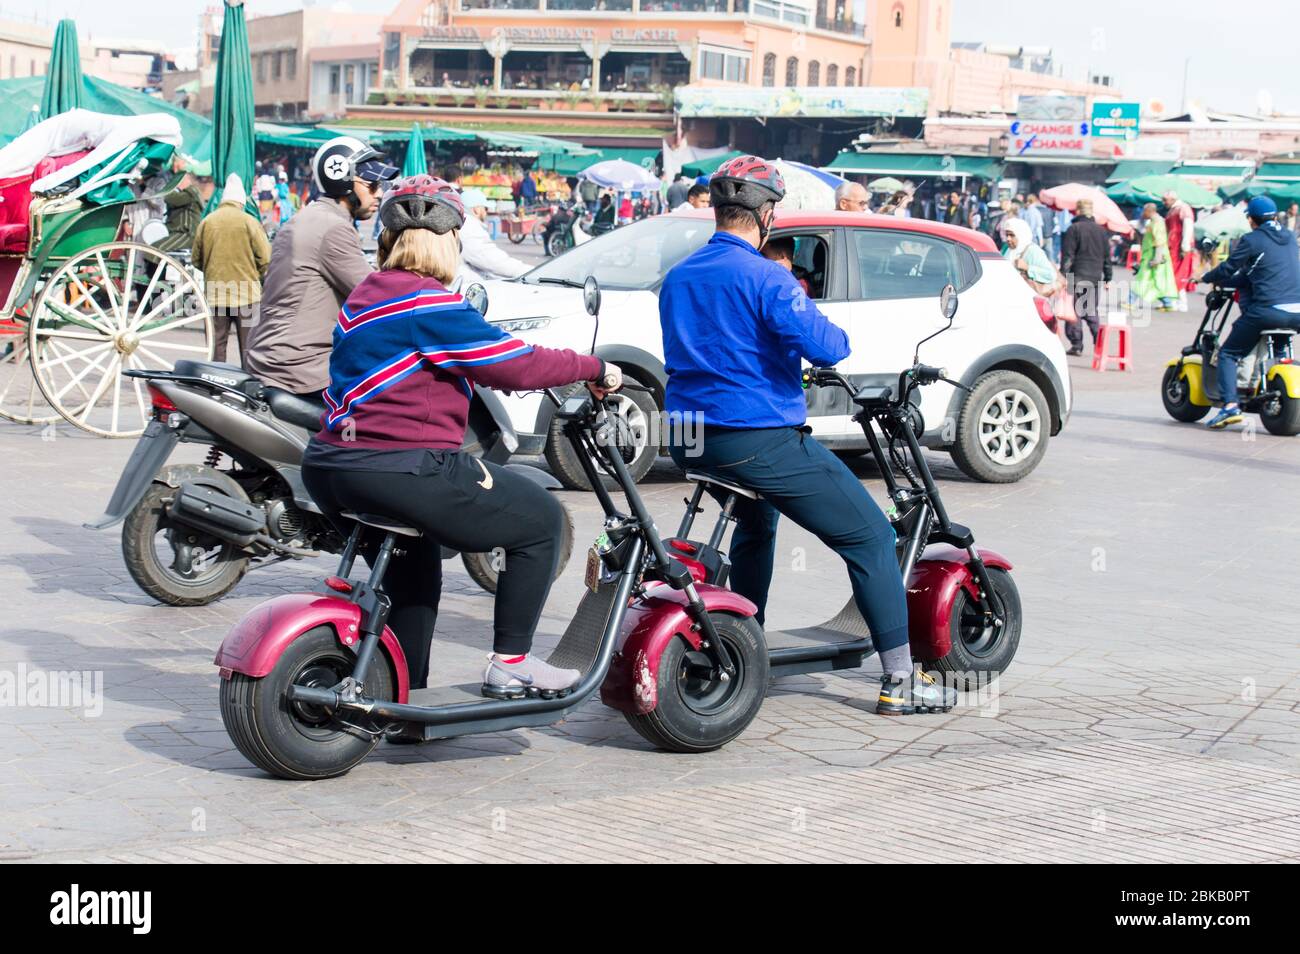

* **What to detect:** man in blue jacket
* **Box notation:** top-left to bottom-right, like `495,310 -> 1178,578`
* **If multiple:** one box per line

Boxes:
660,155 -> 955,716
1200,196 -> 1300,429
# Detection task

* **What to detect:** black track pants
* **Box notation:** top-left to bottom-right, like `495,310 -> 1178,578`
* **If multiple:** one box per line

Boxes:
302,452 -> 565,687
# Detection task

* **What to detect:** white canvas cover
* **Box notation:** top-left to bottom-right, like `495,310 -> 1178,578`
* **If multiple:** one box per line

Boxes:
0,109 -> 181,190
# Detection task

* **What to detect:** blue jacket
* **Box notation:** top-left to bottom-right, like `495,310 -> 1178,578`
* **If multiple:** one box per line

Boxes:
1202,220 -> 1300,316
659,231 -> 850,428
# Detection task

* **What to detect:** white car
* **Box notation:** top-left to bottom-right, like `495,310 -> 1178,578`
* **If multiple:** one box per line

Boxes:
482,208 -> 1071,486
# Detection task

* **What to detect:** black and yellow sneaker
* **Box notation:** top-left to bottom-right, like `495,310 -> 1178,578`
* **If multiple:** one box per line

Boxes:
877,666 -> 958,716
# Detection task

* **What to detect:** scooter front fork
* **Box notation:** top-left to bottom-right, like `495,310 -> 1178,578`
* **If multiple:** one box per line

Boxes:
965,550 -> 1005,627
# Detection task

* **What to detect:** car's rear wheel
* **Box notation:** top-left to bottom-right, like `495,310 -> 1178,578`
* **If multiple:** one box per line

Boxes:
949,370 -> 1051,483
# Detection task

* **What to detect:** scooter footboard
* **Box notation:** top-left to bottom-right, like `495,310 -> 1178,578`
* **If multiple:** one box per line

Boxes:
215,592 -> 411,704
601,583 -> 757,715
906,545 -> 1013,660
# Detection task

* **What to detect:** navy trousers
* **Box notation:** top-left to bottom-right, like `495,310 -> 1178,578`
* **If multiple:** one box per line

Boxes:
671,426 -> 909,653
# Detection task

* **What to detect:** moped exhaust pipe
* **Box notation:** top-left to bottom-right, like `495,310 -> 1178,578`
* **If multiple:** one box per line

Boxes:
167,484 -> 267,548
167,483 -> 327,559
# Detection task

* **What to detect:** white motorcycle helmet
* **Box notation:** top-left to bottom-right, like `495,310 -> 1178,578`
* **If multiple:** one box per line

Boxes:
311,136 -> 396,202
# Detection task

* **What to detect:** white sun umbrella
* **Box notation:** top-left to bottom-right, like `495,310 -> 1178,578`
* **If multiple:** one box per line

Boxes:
772,159 -> 845,210
578,158 -> 660,193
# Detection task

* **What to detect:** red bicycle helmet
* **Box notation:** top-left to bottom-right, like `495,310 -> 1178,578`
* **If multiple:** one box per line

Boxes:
709,155 -> 785,210
379,174 -> 465,234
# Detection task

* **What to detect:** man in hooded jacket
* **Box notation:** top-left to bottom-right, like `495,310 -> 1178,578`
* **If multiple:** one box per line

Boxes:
1199,196 -> 1300,429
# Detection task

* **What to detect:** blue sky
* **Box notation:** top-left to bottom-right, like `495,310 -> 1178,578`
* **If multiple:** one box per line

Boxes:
4,0 -> 1291,115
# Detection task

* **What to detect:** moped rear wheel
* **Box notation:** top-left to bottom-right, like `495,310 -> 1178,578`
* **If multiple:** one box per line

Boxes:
220,626 -> 395,780
122,480 -> 250,606
624,612 -> 768,753
929,568 -> 1021,691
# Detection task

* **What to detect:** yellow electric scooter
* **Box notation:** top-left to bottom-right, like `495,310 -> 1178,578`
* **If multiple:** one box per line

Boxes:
1162,287 -> 1300,435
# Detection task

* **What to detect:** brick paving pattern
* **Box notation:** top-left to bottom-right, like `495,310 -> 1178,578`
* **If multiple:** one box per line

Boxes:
1,291 -> 1296,863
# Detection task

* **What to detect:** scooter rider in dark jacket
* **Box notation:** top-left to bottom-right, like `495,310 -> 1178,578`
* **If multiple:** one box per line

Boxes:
659,154 -> 956,716
1199,195 -> 1300,429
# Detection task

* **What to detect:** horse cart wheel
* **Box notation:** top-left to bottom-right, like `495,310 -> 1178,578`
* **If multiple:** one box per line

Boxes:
27,242 -> 213,438
0,322 -> 85,425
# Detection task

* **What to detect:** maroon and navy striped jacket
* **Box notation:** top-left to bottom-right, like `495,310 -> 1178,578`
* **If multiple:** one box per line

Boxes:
313,268 -> 602,450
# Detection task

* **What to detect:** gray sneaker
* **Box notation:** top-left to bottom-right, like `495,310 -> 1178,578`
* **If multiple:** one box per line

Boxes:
481,654 -> 581,700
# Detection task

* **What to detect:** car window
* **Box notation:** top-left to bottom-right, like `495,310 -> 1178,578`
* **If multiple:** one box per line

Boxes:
522,215 -> 714,291
851,229 -> 965,301
764,232 -> 830,300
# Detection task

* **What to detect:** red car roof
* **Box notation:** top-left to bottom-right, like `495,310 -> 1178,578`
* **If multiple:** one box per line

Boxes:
673,207 -> 1000,253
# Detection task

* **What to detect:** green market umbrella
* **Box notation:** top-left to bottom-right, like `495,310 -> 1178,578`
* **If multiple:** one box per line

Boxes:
207,0 -> 256,213
40,19 -> 83,120
868,176 -> 905,193
401,122 -> 427,177
1107,174 -> 1219,209
1220,179 -> 1300,206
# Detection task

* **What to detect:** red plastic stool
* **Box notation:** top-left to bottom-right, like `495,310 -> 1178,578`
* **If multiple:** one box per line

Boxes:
1093,319 -> 1131,371
1125,246 -> 1141,270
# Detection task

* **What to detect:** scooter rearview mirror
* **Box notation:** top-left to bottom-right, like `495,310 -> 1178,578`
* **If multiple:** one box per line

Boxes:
913,283 -> 959,364
940,283 -> 959,321
584,275 -> 602,355
465,283 -> 489,317
583,275 -> 602,318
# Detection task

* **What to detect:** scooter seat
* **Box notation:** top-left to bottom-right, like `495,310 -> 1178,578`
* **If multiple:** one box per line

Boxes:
172,359 -> 263,398
342,511 -> 422,538
684,471 -> 761,500
1260,328 -> 1297,337
264,386 -> 326,431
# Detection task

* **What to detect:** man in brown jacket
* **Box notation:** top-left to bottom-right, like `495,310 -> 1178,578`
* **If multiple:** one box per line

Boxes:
191,173 -> 271,364
242,137 -> 395,397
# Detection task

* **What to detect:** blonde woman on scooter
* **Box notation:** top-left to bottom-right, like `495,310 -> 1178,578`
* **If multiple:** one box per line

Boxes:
300,174 -> 622,697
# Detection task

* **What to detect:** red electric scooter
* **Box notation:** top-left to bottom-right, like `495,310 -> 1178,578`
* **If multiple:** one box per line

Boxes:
645,284 -> 1022,699
216,280 -> 767,780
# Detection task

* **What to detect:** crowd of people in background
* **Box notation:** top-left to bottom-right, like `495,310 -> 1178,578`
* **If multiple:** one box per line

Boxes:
153,137 -> 1300,368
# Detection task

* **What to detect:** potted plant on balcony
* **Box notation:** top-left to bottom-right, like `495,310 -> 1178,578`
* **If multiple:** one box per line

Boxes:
474,88 -> 490,109
562,90 -> 583,112
452,92 -> 469,109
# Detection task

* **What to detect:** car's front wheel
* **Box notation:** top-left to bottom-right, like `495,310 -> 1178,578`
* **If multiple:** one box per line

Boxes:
545,375 -> 659,491
949,370 -> 1051,483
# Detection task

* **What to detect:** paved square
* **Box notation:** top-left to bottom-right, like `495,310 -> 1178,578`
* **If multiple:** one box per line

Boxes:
1,291 -> 1297,863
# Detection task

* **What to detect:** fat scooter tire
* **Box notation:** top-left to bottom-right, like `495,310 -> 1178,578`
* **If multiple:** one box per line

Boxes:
1161,366 -> 1211,423
624,612 -> 768,753
220,626 -> 396,780
928,567 -> 1021,691
1260,378 -> 1300,436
